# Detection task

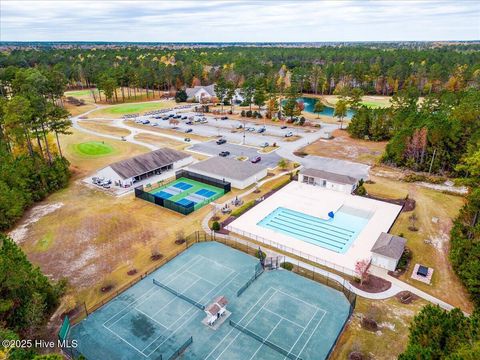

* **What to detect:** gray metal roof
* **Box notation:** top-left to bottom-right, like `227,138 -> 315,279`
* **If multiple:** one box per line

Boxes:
186,85 -> 216,98
371,232 -> 406,260
188,157 -> 264,181
109,148 -> 190,179
300,168 -> 358,185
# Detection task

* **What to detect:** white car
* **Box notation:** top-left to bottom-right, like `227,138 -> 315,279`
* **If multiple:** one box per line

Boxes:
285,131 -> 294,137
260,142 -> 269,148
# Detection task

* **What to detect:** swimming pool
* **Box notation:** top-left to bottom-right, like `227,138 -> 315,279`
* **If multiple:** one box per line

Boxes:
257,206 -> 371,253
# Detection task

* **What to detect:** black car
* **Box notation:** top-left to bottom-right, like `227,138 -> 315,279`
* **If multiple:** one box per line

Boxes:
219,151 -> 230,157
185,128 -> 193,133
281,125 -> 288,129
220,116 -> 229,120
216,138 -> 227,145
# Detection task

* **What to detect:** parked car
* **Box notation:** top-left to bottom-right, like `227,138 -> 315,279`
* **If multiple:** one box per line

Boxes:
284,131 -> 293,137
280,125 -> 288,129
260,142 -> 269,148
221,116 -> 228,120
201,119 -> 208,124
168,114 -> 175,118
236,124 -> 243,129
251,156 -> 262,163
162,116 -> 169,120
247,127 -> 255,132
219,151 -> 230,157
257,127 -> 266,133
174,115 -> 182,119
184,137 -> 191,142
121,136 -> 127,141
181,116 -> 188,120
185,128 -> 193,133
216,138 -> 227,145
142,120 -> 150,124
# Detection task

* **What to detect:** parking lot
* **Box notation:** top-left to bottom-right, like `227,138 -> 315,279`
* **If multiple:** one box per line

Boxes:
189,141 -> 281,169
134,111 -> 311,147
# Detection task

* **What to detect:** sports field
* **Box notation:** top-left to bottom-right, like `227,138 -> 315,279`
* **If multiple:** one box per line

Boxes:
150,177 -> 224,211
68,242 -> 352,360
88,100 -> 176,118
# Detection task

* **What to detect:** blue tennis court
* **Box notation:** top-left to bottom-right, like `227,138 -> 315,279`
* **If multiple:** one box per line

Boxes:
177,198 -> 195,207
196,189 -> 217,198
173,182 -> 193,191
258,206 -> 371,253
154,191 -> 174,199
68,242 -> 352,360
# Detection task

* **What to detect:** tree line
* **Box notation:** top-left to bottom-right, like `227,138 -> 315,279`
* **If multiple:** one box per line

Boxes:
1,45 -> 479,104
0,66 -> 71,231
346,87 -> 480,177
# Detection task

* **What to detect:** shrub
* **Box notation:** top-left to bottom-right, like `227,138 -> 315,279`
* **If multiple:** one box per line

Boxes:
280,262 -> 293,271
241,110 -> 246,117
211,221 -> 221,231
255,249 -> 266,260
231,200 -> 256,217
396,247 -> 412,271
356,185 -> 367,196
246,110 -> 253,117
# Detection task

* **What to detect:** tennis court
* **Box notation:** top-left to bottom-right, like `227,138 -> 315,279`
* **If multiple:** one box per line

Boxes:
149,177 -> 224,211
68,242 -> 352,360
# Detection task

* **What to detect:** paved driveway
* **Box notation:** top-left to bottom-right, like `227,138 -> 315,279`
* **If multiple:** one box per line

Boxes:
189,141 -> 282,169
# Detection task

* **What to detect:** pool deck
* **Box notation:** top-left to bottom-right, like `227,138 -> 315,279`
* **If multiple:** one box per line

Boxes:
227,181 -> 402,275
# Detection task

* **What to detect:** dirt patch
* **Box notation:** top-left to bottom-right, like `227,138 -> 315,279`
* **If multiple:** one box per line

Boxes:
78,120 -> 131,137
395,291 -> 420,305
350,274 -> 392,293
300,129 -> 387,165
8,202 -> 64,243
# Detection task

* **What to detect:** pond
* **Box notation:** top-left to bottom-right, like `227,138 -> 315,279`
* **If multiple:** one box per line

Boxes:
282,97 -> 355,119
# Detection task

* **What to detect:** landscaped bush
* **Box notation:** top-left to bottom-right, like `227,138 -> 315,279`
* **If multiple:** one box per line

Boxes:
403,173 -> 446,184
396,247 -> 412,271
356,185 -> 367,196
241,110 -> 246,117
280,262 -> 293,271
211,221 -> 221,231
231,200 -> 256,217
246,110 -> 253,117
255,249 -> 266,260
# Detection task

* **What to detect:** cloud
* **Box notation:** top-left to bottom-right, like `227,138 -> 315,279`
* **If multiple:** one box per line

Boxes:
0,0 -> 478,42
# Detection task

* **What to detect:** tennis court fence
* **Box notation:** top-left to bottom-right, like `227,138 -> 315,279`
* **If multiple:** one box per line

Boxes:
229,320 -> 303,360
153,279 -> 205,310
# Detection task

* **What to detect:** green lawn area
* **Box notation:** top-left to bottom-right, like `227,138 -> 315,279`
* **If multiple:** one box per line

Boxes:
34,232 -> 54,252
89,100 -> 176,118
70,141 -> 116,157
360,101 -> 385,108
65,89 -> 98,97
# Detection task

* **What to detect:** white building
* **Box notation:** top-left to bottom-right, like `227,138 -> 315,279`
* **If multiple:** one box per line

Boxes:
370,232 -> 407,271
95,148 -> 193,187
185,85 -> 216,102
187,157 -> 267,189
299,168 -> 358,194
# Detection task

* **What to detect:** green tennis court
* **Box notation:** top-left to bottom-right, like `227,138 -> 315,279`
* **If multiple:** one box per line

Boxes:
149,177 -> 224,211
68,242 -> 353,360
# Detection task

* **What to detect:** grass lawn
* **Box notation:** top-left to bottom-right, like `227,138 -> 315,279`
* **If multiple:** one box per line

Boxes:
60,128 -> 149,179
364,171 -> 473,312
77,120 -> 131,137
65,89 -> 97,97
331,296 -> 428,360
87,100 -> 176,118
70,141 -> 116,157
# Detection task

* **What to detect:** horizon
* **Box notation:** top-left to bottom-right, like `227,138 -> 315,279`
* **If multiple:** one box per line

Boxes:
1,0 -> 479,42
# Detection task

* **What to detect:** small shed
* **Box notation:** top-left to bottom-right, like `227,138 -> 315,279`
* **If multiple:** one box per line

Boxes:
204,296 -> 228,327
298,168 -> 358,194
370,232 -> 407,271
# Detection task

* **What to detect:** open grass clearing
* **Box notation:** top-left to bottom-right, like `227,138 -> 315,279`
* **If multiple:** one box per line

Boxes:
300,129 -> 387,165
60,128 -> 149,179
70,141 -> 116,157
77,120 -> 131,137
331,296 -> 428,360
364,172 -> 472,312
86,100 -> 177,118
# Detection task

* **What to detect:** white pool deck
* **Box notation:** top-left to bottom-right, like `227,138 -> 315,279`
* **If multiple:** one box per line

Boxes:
226,182 -> 402,275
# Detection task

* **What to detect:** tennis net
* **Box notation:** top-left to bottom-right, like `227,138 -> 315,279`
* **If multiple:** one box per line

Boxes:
187,193 -> 206,203
153,279 -> 205,310
229,320 -> 303,360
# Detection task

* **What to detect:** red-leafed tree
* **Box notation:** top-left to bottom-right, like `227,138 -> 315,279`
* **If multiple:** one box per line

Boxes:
355,259 -> 371,285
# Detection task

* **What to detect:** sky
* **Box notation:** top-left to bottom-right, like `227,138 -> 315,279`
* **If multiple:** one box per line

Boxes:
0,0 -> 479,42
